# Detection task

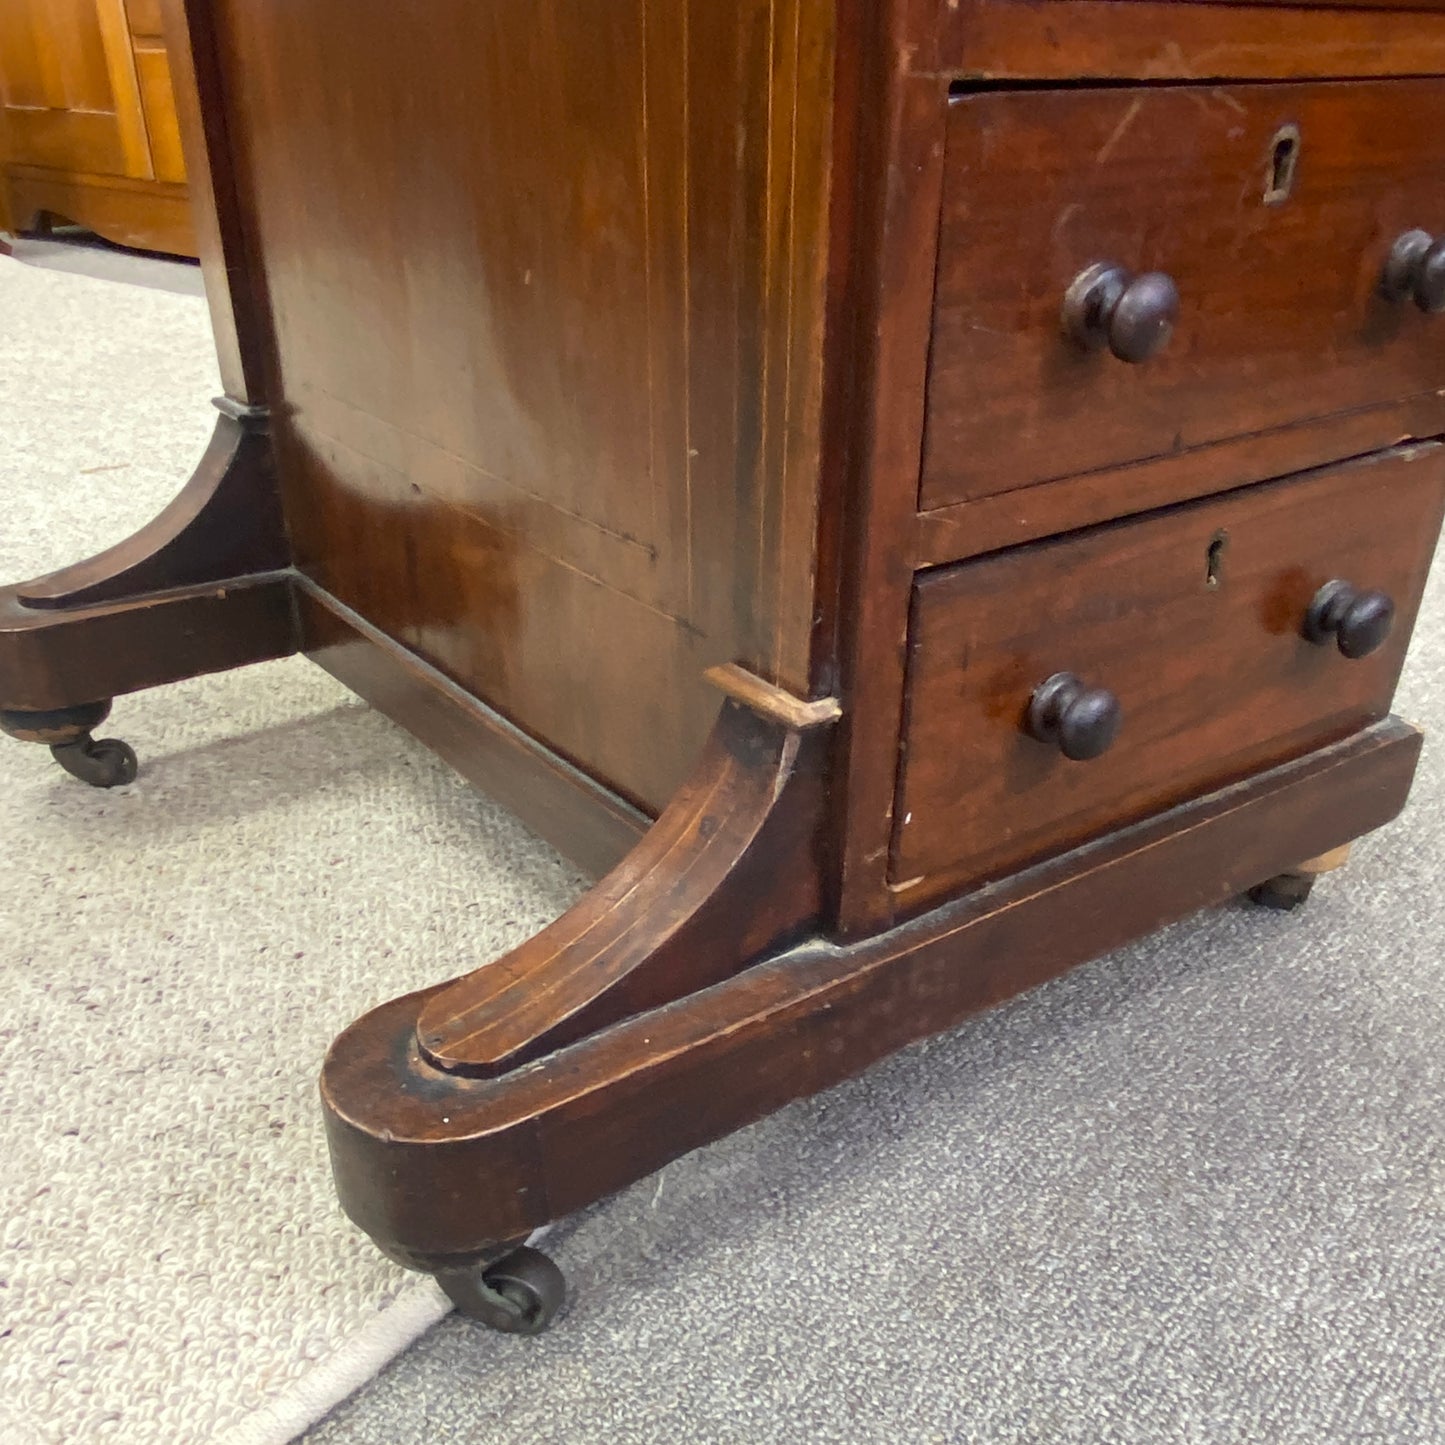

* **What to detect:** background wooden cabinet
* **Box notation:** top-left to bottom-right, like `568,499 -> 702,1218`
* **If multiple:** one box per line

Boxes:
0,0 -> 195,256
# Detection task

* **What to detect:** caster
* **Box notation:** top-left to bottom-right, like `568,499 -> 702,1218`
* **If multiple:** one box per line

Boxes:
50,735 -> 139,788
435,1245 -> 567,1335
1247,871 -> 1315,912
0,702 -> 138,788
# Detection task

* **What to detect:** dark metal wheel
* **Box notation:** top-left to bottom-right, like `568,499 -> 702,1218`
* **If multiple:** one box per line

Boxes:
436,1245 -> 566,1335
50,736 -> 139,788
1247,871 -> 1315,912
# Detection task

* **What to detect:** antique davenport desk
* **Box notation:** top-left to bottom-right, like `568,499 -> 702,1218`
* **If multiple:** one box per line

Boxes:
4,0 -> 1445,1333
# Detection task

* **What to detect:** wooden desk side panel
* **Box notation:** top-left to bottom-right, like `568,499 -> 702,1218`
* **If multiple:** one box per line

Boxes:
206,0 -> 837,812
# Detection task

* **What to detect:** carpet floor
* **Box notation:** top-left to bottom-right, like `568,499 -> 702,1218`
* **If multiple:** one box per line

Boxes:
0,248 -> 585,1443
4,242 -> 1444,1445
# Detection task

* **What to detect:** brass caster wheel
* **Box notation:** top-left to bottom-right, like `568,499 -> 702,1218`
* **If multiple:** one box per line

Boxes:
1247,872 -> 1315,912
50,736 -> 139,789
435,1245 -> 567,1335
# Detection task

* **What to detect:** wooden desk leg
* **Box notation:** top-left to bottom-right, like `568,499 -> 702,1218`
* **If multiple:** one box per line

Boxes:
322,721 -> 1421,1335
1247,843 -> 1355,912
0,401 -> 297,783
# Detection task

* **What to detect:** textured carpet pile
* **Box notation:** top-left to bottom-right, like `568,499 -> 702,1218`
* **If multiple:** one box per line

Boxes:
0,251 -> 585,1443
3,245 -> 1444,1444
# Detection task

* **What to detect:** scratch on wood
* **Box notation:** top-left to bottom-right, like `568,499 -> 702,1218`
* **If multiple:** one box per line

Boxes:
1095,97 -> 1143,165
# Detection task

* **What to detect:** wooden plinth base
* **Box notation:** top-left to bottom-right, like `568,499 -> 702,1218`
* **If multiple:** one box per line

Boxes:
322,718 -> 1421,1269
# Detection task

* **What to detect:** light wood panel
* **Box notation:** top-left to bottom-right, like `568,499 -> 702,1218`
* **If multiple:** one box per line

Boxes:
133,42 -> 183,181
0,0 -> 194,254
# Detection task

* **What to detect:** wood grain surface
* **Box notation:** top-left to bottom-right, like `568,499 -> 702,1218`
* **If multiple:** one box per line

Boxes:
207,0 -> 838,812
923,79 -> 1445,511
942,0 -> 1445,82
893,446 -> 1445,900
322,720 -> 1423,1263
417,695 -> 834,1076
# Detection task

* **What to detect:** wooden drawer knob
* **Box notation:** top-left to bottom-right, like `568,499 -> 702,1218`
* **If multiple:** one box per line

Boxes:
1303,580 -> 1396,660
1381,230 -> 1445,313
1062,263 -> 1180,363
1026,672 -> 1122,761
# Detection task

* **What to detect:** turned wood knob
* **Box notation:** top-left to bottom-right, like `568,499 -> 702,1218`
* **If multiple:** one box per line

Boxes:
1381,230 -> 1445,313
1303,580 -> 1396,659
1062,263 -> 1180,363
1026,672 -> 1122,761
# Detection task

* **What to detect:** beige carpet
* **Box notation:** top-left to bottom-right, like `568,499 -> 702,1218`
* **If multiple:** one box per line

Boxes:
0,252 -> 585,1441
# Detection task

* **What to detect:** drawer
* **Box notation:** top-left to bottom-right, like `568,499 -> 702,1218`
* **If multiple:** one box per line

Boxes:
921,80 -> 1445,513
892,445 -> 1445,895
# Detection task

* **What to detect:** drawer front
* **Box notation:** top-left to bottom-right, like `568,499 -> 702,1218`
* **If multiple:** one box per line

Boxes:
893,446 -> 1445,893
922,80 -> 1445,512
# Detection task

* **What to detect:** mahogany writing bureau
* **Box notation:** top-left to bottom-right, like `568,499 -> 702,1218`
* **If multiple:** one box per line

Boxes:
3,0 -> 1444,1333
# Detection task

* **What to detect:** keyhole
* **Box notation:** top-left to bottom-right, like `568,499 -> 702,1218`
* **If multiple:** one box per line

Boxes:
1264,125 -> 1300,206
1206,531 -> 1229,588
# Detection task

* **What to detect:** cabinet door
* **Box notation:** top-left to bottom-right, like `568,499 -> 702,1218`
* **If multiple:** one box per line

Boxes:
125,0 -> 184,183
0,0 -> 152,180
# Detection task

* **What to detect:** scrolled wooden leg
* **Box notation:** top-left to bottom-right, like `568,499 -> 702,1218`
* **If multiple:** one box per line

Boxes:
322,667 -> 843,1275
0,401 -> 298,758
322,725 -> 1421,1322
414,666 -> 842,1079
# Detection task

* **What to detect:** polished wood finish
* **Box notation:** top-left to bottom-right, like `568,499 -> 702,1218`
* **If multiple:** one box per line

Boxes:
1,167 -> 193,254
417,695 -> 835,1077
0,0 -> 196,254
1,0 -> 137,179
893,446 -> 1445,901
157,0 -> 268,402
0,575 -> 293,713
298,586 -> 649,882
5,0 -> 1444,1324
913,392 -> 1445,567
942,0 -> 1445,82
207,0 -> 836,813
923,79 -> 1445,512
832,0 -> 950,936
18,409 -> 283,609
323,720 -> 1423,1266
0,406 -> 295,713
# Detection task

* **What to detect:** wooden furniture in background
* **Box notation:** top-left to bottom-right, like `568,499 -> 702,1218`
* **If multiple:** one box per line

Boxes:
2,0 -> 1443,1333
0,0 -> 195,256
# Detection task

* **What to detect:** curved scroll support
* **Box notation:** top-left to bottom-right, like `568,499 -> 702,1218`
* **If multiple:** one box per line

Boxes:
17,400 -> 286,611
416,668 -> 841,1077
0,398 -> 297,719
